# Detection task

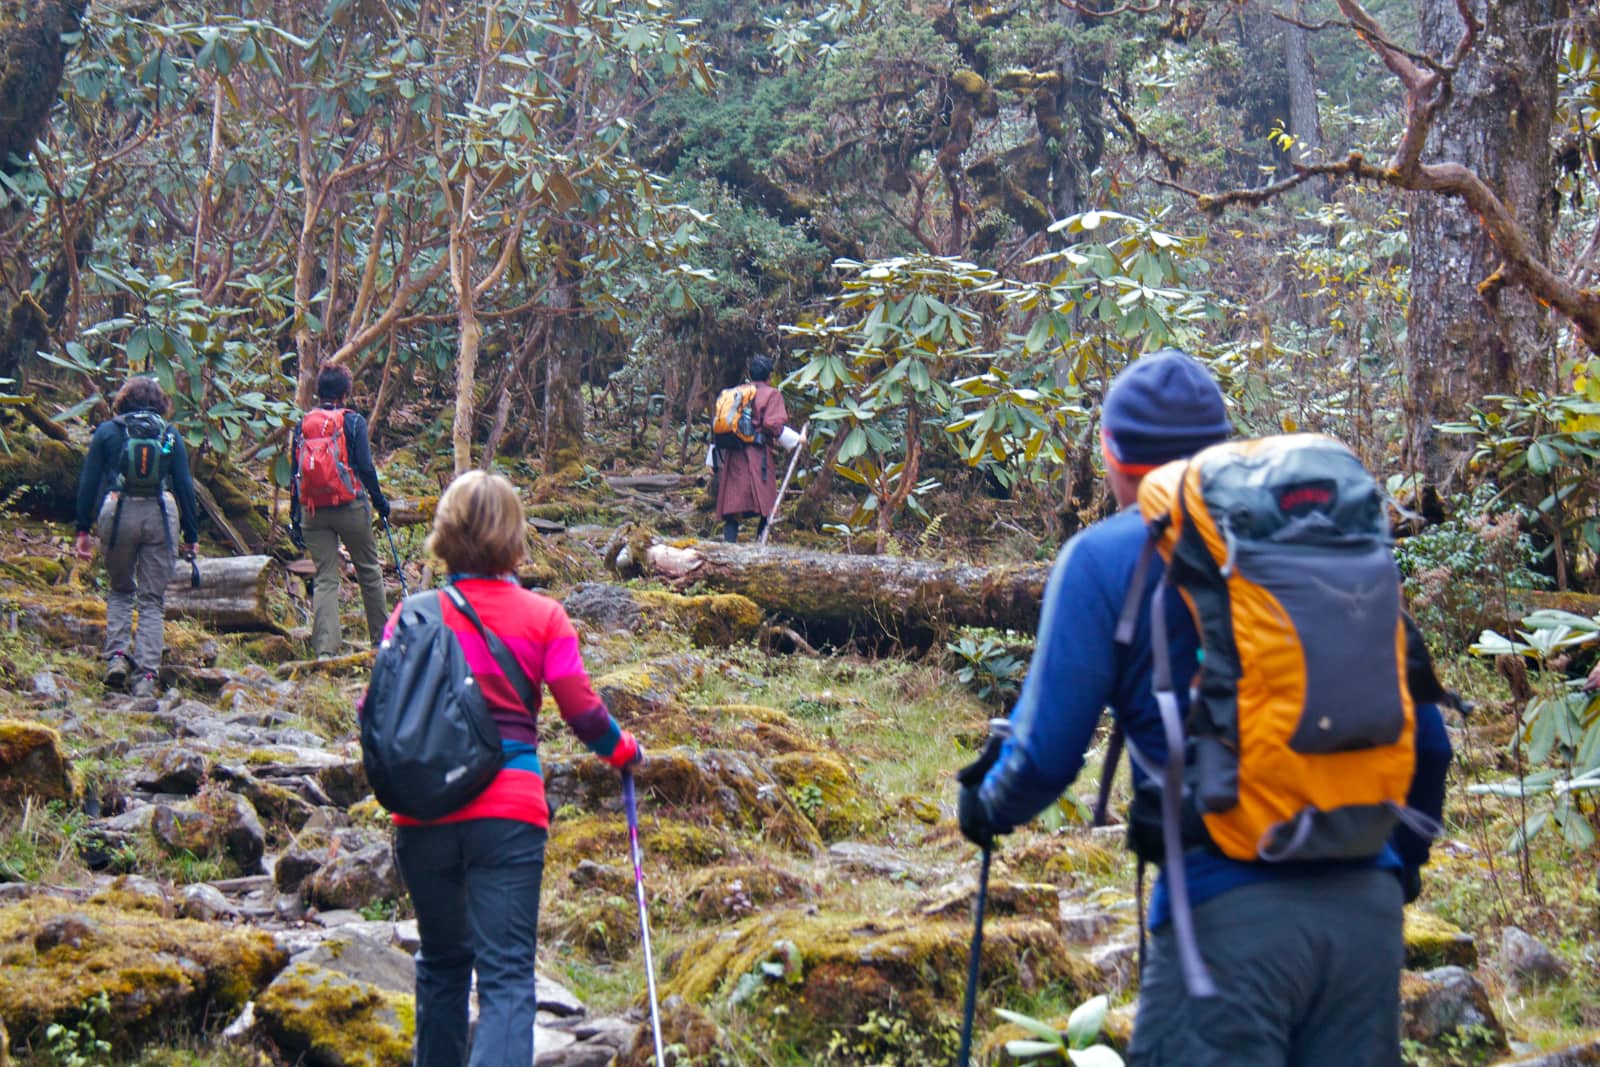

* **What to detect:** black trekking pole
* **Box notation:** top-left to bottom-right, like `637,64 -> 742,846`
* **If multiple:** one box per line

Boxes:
183,548 -> 200,589
381,516 -> 409,597
622,768 -> 667,1065
955,718 -> 1012,1067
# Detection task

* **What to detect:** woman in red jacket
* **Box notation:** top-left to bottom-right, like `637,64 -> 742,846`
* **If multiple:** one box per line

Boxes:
389,470 -> 640,1067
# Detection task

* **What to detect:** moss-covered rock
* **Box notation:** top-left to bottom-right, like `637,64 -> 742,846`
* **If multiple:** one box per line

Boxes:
149,792 -> 266,876
1405,909 -> 1478,969
1401,966 -> 1508,1056
256,961 -> 414,1067
544,747 -> 822,853
546,813 -> 737,882
684,862 -> 816,921
661,907 -> 1095,1053
0,720 -> 73,806
543,893 -> 641,962
768,751 -> 878,841
0,896 -> 284,1051
633,589 -> 763,647
593,654 -> 708,723
1004,835 -> 1121,884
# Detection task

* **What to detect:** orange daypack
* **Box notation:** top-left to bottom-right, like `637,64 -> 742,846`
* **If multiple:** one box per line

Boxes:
711,384 -> 760,451
1109,433 -> 1424,996
1124,433 -> 1416,864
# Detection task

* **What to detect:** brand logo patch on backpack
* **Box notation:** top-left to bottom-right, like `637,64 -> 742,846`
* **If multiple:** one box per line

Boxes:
712,384 -> 761,451
297,407 -> 360,512
116,412 -> 172,498
359,591 -> 504,821
1130,433 -> 1416,864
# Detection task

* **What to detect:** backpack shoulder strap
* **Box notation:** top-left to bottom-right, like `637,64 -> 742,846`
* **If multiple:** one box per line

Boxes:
441,585 -> 537,710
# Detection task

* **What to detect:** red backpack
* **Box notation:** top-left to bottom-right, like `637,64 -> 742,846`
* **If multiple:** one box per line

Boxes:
297,408 -> 360,512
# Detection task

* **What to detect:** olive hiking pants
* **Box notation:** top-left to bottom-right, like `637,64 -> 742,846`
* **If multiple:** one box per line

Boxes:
98,493 -> 176,673
303,497 -> 388,657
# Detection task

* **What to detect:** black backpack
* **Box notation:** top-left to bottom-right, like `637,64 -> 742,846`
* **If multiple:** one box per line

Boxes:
359,585 -> 536,821
116,411 -> 173,497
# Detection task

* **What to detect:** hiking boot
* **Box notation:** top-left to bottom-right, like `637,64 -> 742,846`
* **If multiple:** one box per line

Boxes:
103,653 -> 132,690
129,671 -> 157,698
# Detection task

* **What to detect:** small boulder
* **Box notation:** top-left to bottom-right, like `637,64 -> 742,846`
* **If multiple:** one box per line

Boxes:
917,880 -> 1060,922
150,792 -> 266,875
593,655 -> 707,723
685,863 -> 815,921
306,844 -> 404,912
1405,909 -> 1478,969
179,884 -> 234,922
1401,966 -> 1508,1055
0,895 -> 285,1050
0,721 -> 73,806
612,996 -> 720,1067
133,745 -> 211,795
256,962 -> 413,1067
293,929 -> 415,994
1502,926 -> 1570,988
768,751 -> 877,841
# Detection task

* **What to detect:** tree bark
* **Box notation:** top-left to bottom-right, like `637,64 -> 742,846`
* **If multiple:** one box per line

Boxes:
641,539 -> 1050,647
1405,0 -> 1563,484
1283,0 -> 1326,192
165,555 -> 290,633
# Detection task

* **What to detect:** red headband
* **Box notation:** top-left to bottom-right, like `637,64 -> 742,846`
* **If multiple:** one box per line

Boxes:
1100,427 -> 1162,477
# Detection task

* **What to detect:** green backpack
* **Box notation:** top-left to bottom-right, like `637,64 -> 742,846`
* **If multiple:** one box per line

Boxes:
115,411 -> 173,497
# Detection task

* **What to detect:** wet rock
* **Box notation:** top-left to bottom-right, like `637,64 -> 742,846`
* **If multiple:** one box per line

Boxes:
0,894 -> 284,1049
0,720 -> 73,806
1401,966 -> 1508,1054
305,844 -> 404,912
179,884 -> 234,922
1405,909 -> 1479,969
1503,926 -> 1570,988
133,745 -> 211,795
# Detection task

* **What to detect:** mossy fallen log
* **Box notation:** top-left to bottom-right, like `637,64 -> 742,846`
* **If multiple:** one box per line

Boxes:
641,539 -> 1051,647
165,555 -> 289,633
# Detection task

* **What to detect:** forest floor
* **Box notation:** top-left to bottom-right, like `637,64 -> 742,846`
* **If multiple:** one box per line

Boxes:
0,439 -> 1597,1067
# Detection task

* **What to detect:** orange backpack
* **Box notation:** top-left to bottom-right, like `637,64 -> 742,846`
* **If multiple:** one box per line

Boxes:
297,408 -> 360,512
1114,434 -> 1423,995
712,384 -> 760,451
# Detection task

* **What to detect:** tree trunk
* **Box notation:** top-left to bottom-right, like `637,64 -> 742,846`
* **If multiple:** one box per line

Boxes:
1405,0 -> 1562,485
165,555 -> 291,632
449,212 -> 480,476
543,270 -> 585,477
1284,0 -> 1326,193
640,539 -> 1050,647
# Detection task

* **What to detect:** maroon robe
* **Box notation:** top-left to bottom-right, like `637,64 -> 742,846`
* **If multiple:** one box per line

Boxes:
714,382 -> 789,519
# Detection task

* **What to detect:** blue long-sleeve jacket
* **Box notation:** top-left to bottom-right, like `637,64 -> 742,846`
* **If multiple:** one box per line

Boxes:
75,413 -> 201,544
978,507 -> 1452,923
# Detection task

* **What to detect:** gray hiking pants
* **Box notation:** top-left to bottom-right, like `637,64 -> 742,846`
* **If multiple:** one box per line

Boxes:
1129,867 -> 1405,1067
303,497 -> 387,657
98,493 -> 177,672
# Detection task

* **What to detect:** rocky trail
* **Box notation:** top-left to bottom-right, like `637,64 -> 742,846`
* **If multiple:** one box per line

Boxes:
2,510 -> 1598,1066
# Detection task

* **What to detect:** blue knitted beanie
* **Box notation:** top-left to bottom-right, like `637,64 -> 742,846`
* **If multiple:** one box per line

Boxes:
1101,348 -> 1231,471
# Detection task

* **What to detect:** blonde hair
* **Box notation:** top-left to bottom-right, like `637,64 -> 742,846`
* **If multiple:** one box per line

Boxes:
426,471 -> 526,576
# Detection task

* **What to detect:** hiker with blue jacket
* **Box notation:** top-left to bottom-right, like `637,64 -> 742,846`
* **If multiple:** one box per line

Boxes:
958,349 -> 1452,1067
74,376 -> 200,697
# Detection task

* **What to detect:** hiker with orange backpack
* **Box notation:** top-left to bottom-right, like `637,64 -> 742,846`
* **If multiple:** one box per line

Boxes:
957,349 -> 1453,1067
709,355 -> 804,542
290,364 -> 391,658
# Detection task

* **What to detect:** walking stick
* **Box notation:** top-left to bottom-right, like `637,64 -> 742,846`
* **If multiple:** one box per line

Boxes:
622,768 -> 667,1066
760,419 -> 810,547
955,718 -> 1012,1067
381,517 -> 409,597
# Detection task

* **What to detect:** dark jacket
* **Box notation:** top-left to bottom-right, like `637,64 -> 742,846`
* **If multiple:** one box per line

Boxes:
75,412 -> 201,543
290,405 -> 386,524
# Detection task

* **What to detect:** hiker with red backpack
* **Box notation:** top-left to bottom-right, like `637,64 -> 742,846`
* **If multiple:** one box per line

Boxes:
957,349 -> 1453,1067
73,376 -> 201,697
710,355 -> 804,542
290,364 -> 391,658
